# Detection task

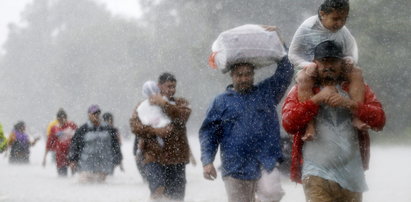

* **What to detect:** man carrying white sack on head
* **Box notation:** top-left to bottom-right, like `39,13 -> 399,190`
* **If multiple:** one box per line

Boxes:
201,25 -> 294,202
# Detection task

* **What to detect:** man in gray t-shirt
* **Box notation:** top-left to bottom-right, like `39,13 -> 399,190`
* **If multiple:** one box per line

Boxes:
282,40 -> 386,202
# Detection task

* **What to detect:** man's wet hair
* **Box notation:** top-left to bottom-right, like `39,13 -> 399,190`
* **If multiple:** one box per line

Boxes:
319,0 -> 350,15
158,72 -> 176,84
14,121 -> 25,132
229,63 -> 255,74
56,108 -> 67,119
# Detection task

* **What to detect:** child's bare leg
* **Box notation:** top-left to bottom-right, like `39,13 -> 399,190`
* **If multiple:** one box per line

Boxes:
348,67 -> 369,131
296,70 -> 314,102
348,67 -> 365,104
297,70 -> 316,140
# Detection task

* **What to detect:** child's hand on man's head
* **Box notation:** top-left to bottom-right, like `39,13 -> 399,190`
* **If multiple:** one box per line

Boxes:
343,57 -> 354,72
305,62 -> 318,77
343,57 -> 354,65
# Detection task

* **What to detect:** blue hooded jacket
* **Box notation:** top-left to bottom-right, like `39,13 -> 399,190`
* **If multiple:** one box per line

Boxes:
199,56 -> 294,180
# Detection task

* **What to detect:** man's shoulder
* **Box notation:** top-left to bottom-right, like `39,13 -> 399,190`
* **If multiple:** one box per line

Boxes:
206,91 -> 237,111
214,90 -> 235,102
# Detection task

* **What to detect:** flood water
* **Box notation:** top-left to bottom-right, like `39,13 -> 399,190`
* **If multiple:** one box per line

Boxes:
0,136 -> 410,202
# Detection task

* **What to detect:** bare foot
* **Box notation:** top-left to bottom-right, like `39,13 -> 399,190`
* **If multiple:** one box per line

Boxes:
353,117 -> 370,131
302,122 -> 316,141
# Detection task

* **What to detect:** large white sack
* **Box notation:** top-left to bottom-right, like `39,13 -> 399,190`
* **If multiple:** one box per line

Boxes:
137,99 -> 171,129
137,99 -> 170,147
210,24 -> 286,73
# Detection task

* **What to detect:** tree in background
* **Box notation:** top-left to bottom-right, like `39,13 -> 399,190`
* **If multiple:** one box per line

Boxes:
0,0 -> 409,141
350,0 -> 411,137
0,0 -> 151,133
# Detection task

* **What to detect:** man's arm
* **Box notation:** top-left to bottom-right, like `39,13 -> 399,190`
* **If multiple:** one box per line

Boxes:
199,98 -> 223,181
356,86 -> 385,130
327,85 -> 385,131
68,126 -> 85,164
199,98 -> 223,167
259,56 -> 294,104
129,104 -> 173,138
164,98 -> 191,124
45,127 -> 57,152
282,86 -> 319,134
282,85 -> 337,134
129,106 -> 141,135
43,127 -> 57,166
150,95 -> 191,125
110,128 -> 123,165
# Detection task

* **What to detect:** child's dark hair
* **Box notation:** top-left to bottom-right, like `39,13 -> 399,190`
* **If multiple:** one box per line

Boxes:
318,0 -> 350,16
158,72 -> 176,84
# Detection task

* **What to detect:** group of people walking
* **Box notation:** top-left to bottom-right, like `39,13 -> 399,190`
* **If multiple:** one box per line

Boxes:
0,0 -> 386,201
0,106 -> 124,183
199,0 -> 385,202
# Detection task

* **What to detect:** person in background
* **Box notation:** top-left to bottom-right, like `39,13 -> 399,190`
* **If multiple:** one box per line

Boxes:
69,105 -> 122,183
0,123 -> 7,153
7,121 -> 39,164
42,108 -> 77,176
46,120 -> 59,137
132,133 -> 148,183
45,119 -> 59,163
102,112 -> 124,173
130,72 -> 193,201
130,81 -> 163,184
102,112 -> 122,144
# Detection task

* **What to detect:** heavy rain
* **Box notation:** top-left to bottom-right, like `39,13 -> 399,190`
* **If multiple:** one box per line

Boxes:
0,0 -> 410,201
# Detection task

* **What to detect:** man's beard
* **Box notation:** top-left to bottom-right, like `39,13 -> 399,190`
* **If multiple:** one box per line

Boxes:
320,68 -> 339,82
323,76 -> 337,82
237,83 -> 253,93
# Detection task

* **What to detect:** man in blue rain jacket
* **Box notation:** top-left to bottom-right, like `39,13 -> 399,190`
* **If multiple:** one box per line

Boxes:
199,55 -> 294,202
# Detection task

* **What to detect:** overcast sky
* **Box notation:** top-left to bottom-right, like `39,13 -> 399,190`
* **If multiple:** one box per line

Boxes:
0,0 -> 142,49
